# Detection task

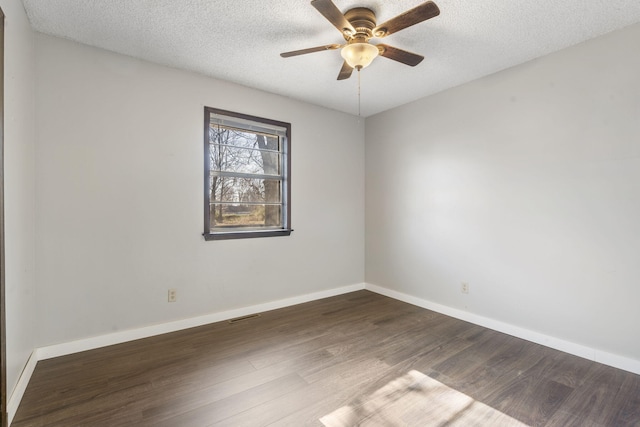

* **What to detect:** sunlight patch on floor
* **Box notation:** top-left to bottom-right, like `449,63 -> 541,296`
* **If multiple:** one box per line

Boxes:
320,370 -> 528,427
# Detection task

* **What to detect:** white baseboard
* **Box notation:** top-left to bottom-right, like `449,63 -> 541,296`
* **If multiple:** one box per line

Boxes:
8,283 -> 365,425
365,283 -> 640,376
10,280 -> 639,426
38,283 -> 366,360
7,349 -> 40,426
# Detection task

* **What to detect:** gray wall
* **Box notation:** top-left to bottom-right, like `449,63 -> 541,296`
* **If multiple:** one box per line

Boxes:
34,34 -> 365,347
366,23 -> 640,361
1,0 -> 38,398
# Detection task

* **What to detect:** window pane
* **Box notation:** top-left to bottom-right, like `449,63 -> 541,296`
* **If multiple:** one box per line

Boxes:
209,204 -> 282,228
208,126 -> 280,151
210,177 -> 281,204
209,144 -> 281,176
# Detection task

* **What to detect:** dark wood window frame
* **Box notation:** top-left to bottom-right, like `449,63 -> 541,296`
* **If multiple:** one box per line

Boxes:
203,107 -> 292,241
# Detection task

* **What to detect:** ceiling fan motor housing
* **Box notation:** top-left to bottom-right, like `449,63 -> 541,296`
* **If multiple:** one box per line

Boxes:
343,8 -> 376,40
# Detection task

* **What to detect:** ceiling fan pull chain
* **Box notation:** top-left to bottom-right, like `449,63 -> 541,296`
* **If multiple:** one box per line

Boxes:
358,68 -> 361,117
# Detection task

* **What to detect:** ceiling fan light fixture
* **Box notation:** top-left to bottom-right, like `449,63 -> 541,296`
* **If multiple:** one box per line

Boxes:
341,41 -> 379,70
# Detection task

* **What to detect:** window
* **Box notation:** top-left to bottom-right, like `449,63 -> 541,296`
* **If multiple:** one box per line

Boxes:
204,107 -> 291,240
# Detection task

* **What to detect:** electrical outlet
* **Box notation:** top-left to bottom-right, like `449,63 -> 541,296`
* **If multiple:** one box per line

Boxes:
168,289 -> 177,302
461,282 -> 469,294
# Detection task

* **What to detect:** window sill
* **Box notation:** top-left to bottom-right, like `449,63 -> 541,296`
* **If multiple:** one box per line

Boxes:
203,229 -> 293,241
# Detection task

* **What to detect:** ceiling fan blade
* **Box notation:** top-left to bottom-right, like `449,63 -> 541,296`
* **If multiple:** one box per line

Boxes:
377,44 -> 424,66
337,61 -> 354,80
280,44 -> 341,58
311,0 -> 356,36
373,1 -> 440,38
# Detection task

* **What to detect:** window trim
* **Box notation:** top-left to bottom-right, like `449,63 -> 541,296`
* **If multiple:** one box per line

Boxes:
203,107 -> 292,241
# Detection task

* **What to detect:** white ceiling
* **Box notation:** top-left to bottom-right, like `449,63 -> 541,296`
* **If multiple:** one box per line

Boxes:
21,0 -> 640,117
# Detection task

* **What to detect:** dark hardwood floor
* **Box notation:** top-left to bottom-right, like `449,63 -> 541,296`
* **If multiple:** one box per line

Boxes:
12,291 -> 640,426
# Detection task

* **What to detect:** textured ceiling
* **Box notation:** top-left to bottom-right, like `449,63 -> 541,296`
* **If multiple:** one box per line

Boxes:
21,0 -> 640,117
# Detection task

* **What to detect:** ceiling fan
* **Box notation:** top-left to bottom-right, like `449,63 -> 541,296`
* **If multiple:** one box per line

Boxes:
280,0 -> 440,80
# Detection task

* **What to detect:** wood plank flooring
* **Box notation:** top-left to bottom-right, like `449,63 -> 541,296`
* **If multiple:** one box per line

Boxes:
12,291 -> 640,426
